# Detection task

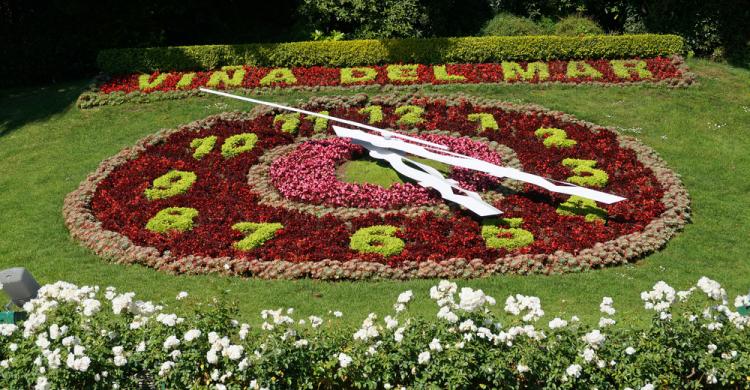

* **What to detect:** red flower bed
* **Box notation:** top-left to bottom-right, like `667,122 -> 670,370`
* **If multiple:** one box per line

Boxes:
96,58 -> 688,95
64,94 -> 690,279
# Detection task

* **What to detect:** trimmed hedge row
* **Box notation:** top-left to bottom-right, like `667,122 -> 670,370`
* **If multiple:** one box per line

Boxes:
97,34 -> 684,74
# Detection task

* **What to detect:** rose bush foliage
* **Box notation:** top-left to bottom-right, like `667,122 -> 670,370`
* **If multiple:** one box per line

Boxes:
0,277 -> 748,388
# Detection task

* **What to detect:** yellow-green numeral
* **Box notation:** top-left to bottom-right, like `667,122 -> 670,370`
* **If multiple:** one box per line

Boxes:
350,225 -> 405,257
144,170 -> 197,200
535,128 -> 577,148
232,222 -> 284,251
468,113 -> 499,131
562,158 -> 609,188
556,196 -> 608,222
146,207 -> 198,234
394,105 -> 425,126
190,136 -> 218,160
481,218 -> 534,250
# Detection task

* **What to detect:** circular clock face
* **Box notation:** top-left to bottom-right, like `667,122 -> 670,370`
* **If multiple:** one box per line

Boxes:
64,94 -> 689,279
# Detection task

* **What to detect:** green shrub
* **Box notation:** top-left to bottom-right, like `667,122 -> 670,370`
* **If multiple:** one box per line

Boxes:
481,13 -> 545,36
97,34 -> 684,74
2,277 -> 749,388
554,15 -> 605,36
297,0 -> 428,39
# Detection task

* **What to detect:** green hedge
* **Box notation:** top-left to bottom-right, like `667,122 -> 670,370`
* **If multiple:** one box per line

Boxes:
97,34 -> 684,74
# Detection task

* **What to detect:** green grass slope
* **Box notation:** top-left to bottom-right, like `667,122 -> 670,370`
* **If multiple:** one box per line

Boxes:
0,59 -> 748,328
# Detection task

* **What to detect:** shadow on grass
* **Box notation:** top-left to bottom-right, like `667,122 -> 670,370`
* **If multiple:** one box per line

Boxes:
0,80 -> 87,137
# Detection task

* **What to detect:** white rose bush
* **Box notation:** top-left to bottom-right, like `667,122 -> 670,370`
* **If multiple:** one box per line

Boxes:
0,277 -> 748,388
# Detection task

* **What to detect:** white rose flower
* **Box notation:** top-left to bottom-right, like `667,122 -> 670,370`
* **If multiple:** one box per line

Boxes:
599,297 -> 616,315
114,355 -> 127,367
582,329 -> 606,348
0,324 -> 17,336
308,316 -> 323,328
394,327 -> 405,343
459,319 -> 477,332
429,338 -> 442,352
184,329 -> 202,342
111,293 -> 135,315
565,364 -> 582,378
517,364 -> 530,373
73,345 -> 86,357
384,315 -> 398,330
206,349 -> 219,364
48,324 -> 60,340
163,335 -> 180,351
156,313 -> 178,327
397,290 -> 413,304
36,334 -> 50,350
548,317 -> 568,329
338,352 -> 352,368
697,277 -> 725,301
239,324 -> 250,340
81,299 -> 101,316
582,348 -> 596,363
417,351 -> 431,365
437,306 -> 458,323
225,345 -> 244,361
459,288 -> 491,312
35,376 -> 49,390
158,361 -> 174,376
598,317 -> 616,327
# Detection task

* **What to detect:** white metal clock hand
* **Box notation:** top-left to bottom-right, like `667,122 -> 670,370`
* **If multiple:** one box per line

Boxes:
334,126 -> 626,213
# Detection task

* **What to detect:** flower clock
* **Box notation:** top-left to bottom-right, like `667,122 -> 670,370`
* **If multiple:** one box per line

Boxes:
64,93 -> 690,279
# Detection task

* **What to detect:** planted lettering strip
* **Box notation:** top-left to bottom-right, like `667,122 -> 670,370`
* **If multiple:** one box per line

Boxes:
77,57 -> 693,109
63,94 -> 690,279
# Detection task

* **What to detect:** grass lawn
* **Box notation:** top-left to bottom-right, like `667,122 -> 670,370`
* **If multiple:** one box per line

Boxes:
1,59 -> 749,328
